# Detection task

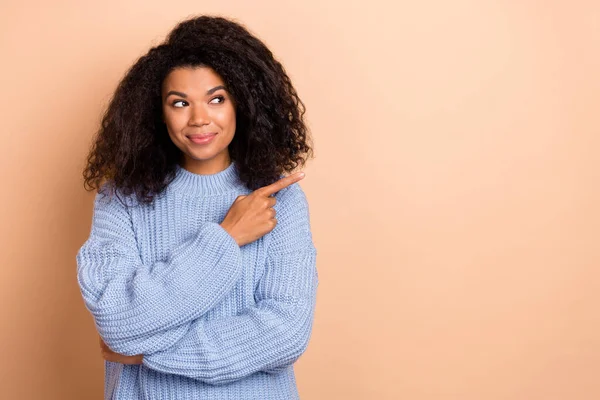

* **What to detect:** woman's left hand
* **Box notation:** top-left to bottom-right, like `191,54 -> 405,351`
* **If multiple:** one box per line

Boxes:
99,336 -> 144,365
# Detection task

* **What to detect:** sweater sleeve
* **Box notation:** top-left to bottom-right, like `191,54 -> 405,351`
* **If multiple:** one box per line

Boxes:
76,187 -> 243,356
142,183 -> 319,385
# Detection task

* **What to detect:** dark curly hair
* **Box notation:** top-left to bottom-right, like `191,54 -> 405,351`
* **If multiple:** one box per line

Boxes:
83,15 -> 313,203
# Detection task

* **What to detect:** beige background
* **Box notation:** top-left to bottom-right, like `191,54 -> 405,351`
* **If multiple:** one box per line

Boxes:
1,1 -> 599,399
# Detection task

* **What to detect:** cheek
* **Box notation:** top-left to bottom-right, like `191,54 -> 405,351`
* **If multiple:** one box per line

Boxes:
215,107 -> 236,133
163,119 -> 182,144
164,112 -> 185,135
165,124 -> 177,142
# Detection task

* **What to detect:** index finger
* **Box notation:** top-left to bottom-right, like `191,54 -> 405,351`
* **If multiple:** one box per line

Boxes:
257,172 -> 305,197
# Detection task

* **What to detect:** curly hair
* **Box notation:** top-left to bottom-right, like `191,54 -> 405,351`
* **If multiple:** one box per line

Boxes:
83,15 -> 313,203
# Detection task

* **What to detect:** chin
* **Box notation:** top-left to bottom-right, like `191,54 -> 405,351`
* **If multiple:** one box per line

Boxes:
186,148 -> 228,162
186,153 -> 217,162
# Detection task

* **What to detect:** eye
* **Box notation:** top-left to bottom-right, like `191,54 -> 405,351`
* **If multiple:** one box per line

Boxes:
209,96 -> 225,104
172,100 -> 188,108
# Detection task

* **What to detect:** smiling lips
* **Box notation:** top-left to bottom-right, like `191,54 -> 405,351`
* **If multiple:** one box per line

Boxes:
188,133 -> 217,144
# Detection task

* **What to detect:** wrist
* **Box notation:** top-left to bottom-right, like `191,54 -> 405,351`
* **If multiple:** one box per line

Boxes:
219,223 -> 241,246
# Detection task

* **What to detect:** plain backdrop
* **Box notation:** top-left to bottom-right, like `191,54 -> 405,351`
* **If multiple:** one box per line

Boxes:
0,1 -> 598,399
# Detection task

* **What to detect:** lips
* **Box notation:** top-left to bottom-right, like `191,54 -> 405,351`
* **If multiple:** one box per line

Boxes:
188,133 -> 217,144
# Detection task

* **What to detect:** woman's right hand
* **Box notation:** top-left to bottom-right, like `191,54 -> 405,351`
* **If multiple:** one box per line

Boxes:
220,172 -> 305,247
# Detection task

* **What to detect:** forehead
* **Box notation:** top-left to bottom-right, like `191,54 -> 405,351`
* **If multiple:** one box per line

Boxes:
162,66 -> 225,92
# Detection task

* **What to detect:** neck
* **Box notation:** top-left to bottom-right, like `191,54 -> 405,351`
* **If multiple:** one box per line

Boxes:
182,153 -> 232,175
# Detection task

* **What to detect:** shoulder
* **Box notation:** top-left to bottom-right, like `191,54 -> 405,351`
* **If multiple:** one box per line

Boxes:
94,182 -> 143,210
268,182 -> 313,252
273,182 -> 310,215
89,183 -> 144,233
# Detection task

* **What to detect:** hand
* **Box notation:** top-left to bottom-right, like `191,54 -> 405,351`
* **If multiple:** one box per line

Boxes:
220,172 -> 305,247
99,336 -> 143,365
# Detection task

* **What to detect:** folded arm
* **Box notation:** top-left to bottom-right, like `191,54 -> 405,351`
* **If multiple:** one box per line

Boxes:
142,183 -> 319,385
76,187 -> 243,355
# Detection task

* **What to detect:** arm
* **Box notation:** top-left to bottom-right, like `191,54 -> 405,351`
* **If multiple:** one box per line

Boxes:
142,183 -> 319,385
76,186 -> 243,355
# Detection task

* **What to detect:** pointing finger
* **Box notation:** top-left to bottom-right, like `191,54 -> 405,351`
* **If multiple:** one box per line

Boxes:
257,172 -> 304,197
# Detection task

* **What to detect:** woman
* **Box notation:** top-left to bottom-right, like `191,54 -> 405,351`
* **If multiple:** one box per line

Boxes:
76,15 -> 318,399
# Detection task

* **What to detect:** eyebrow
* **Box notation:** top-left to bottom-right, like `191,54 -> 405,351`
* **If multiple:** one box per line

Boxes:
165,85 -> 226,99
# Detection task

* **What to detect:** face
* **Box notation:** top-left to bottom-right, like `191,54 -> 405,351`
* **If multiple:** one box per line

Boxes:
162,66 -> 236,174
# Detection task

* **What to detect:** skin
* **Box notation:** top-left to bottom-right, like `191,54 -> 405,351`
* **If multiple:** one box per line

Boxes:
100,337 -> 143,364
99,67 -> 306,364
162,66 -> 237,175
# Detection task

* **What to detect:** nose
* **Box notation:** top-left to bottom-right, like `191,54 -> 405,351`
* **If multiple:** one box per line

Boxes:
188,104 -> 210,126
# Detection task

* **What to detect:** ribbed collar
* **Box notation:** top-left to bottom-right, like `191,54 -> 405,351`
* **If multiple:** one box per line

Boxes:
169,161 -> 245,196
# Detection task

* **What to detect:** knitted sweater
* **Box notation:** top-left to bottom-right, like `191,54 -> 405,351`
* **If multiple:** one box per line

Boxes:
76,161 -> 318,400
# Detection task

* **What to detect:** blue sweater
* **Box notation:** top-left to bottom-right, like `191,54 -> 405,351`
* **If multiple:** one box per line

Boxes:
76,161 -> 318,399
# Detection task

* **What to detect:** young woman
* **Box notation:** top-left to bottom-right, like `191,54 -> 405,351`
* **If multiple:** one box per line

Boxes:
77,15 -> 317,399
